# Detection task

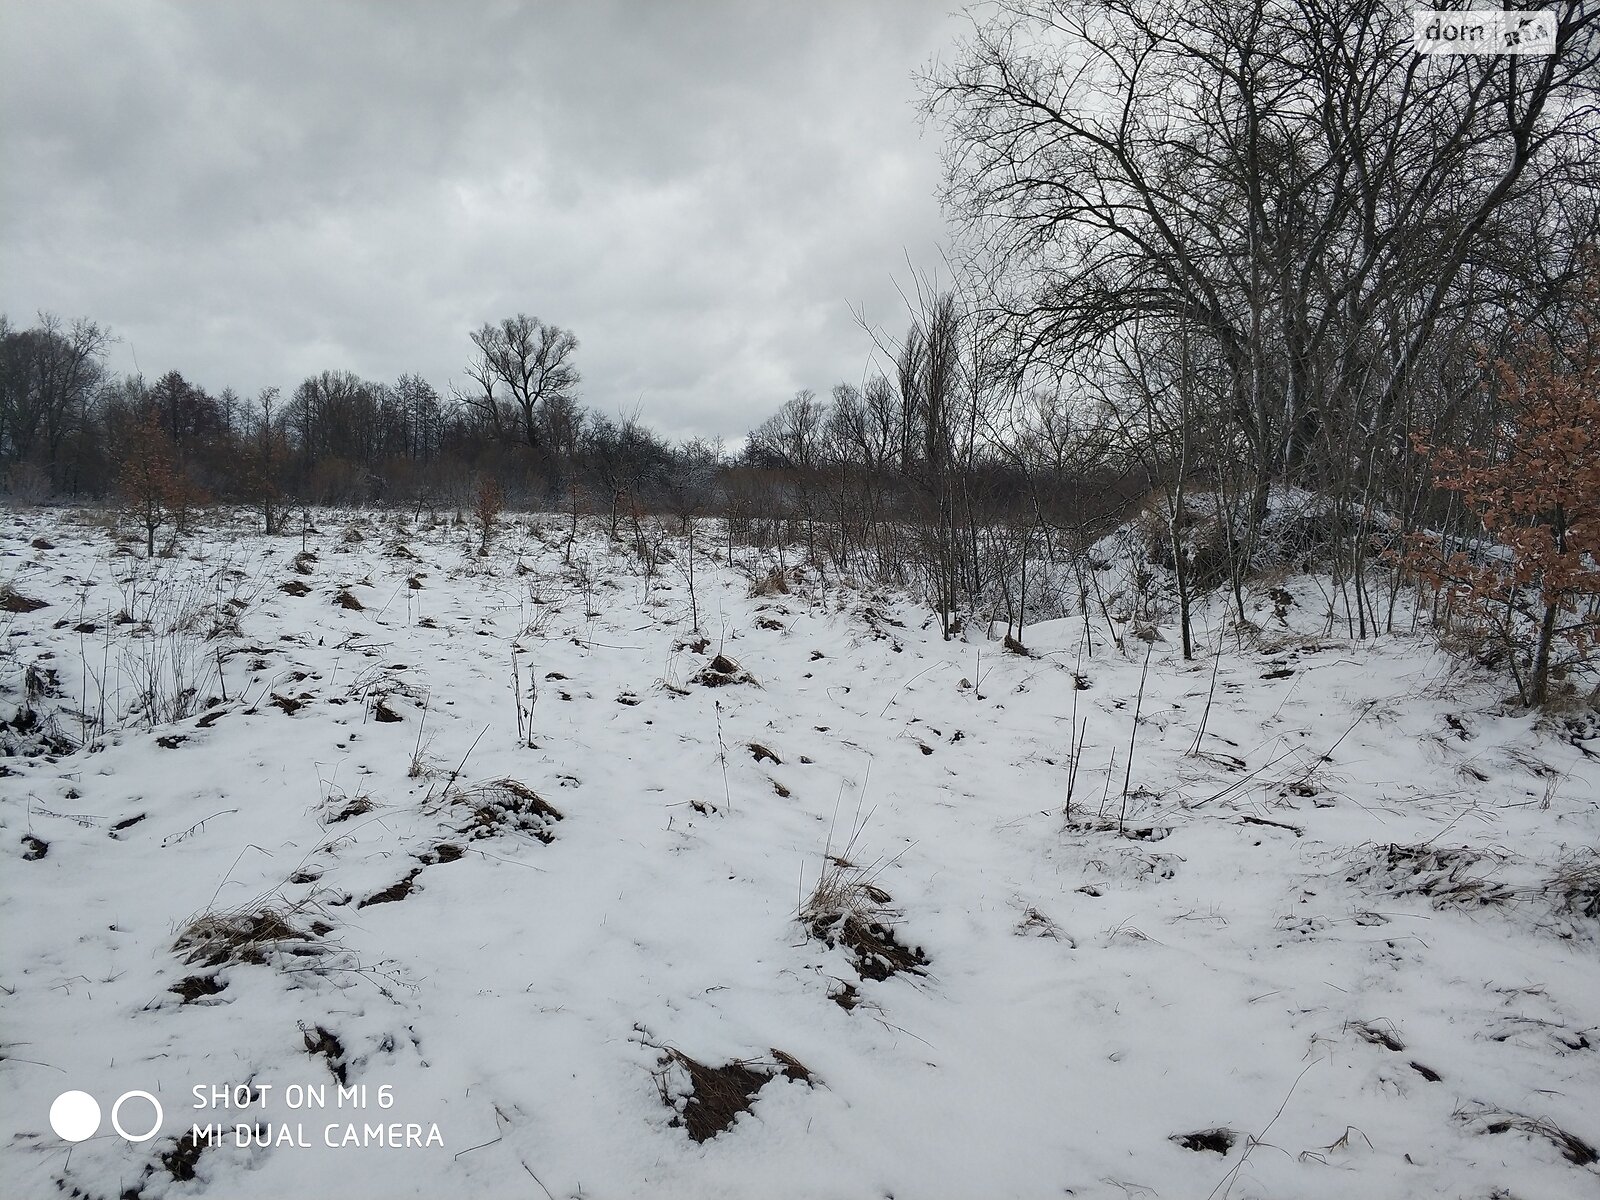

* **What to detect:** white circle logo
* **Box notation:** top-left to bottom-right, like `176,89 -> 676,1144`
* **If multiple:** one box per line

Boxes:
49,1091 -> 101,1142
110,1091 -> 164,1142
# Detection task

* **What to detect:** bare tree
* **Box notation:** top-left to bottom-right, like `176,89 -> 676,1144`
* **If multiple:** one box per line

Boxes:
473,475 -> 505,554
0,314 -> 110,489
463,314 -> 580,450
120,412 -> 183,556
925,0 -> 1600,570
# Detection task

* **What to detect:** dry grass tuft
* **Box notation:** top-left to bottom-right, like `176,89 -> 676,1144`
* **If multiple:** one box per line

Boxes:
173,905 -> 316,968
279,579 -> 311,597
302,1023 -> 349,1084
168,974 -> 227,1003
1455,1106 -> 1598,1165
324,788 -> 376,824
1170,1128 -> 1238,1155
803,853 -> 927,982
358,868 -> 421,908
1344,842 -> 1514,909
748,565 -> 791,597
161,1127 -> 211,1182
655,1047 -> 816,1142
334,588 -> 365,611
452,778 -> 564,843
1549,848 -> 1600,921
691,653 -> 757,687
0,583 -> 47,613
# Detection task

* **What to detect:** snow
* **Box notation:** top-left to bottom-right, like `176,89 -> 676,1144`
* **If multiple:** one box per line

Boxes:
1,505 -> 1597,1199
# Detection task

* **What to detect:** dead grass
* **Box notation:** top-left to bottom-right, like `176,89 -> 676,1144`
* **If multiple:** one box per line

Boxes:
334,588 -> 365,611
358,868 -> 421,908
279,579 -> 311,597
302,1023 -> 349,1085
691,653 -> 757,687
802,847 -> 927,981
1344,842 -> 1515,909
168,974 -> 227,1003
173,905 -> 317,968
0,583 -> 47,613
451,778 -> 564,843
1549,848 -> 1600,921
813,911 -> 929,981
1454,1105 -> 1598,1165
1171,1128 -> 1237,1155
160,1127 -> 211,1182
324,788 -> 376,824
655,1047 -> 815,1142
748,565 -> 791,597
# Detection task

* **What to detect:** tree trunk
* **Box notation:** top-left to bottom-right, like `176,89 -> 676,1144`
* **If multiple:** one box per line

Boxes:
1530,601 -> 1559,707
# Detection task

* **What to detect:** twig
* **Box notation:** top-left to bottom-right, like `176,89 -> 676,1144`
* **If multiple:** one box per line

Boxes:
1286,699 -> 1377,789
879,660 -> 945,717
1188,617 -> 1226,756
521,1160 -> 557,1200
714,699 -> 732,814
1120,642 -> 1153,835
453,1135 -> 502,1160
1208,1058 -> 1323,1200
443,727 -> 488,797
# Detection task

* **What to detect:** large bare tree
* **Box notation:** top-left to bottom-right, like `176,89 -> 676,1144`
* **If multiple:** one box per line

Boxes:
462,314 -> 580,450
924,0 -> 1600,542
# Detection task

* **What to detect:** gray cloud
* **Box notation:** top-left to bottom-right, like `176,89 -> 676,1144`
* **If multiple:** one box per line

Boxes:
1,0 -> 961,441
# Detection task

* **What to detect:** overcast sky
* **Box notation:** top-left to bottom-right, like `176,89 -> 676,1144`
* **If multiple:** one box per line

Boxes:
1,1 -> 964,441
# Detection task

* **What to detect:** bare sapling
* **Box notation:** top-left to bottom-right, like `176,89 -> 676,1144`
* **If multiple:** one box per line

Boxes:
473,476 -> 505,555
1119,642 -> 1153,836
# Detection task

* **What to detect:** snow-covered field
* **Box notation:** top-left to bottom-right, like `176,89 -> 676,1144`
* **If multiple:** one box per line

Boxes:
2,506 -> 1597,1200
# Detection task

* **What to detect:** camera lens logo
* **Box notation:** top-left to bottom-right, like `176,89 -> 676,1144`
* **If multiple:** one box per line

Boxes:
50,1090 -> 164,1143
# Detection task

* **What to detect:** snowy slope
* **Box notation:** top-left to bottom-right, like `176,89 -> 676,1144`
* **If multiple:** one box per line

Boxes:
2,506 -> 1597,1200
